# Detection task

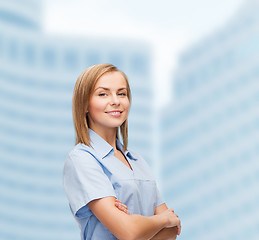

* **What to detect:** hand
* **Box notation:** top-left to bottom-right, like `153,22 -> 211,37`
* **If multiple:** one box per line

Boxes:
159,209 -> 181,236
115,199 -> 130,215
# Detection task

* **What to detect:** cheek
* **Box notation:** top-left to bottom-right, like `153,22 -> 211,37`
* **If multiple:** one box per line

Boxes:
124,99 -> 130,112
88,99 -> 106,115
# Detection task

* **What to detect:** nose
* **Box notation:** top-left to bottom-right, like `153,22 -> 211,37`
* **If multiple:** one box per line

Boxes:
110,94 -> 120,105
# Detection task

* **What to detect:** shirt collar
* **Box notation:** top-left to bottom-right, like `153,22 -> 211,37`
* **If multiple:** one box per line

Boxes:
89,129 -> 113,159
89,129 -> 137,161
116,138 -> 137,161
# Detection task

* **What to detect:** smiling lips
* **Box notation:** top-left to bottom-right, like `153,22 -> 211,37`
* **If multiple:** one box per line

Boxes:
106,110 -> 123,117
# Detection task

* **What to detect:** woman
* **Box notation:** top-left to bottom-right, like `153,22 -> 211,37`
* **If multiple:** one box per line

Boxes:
63,64 -> 181,240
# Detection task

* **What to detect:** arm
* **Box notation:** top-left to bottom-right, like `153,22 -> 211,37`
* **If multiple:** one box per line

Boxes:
114,201 -> 180,240
115,202 -> 180,239
150,203 -> 180,240
88,196 -> 180,240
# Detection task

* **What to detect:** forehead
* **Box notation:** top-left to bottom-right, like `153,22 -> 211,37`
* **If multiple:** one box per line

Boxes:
95,71 -> 127,88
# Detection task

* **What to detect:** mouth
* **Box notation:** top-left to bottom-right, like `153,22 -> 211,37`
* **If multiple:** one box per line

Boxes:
106,110 -> 123,117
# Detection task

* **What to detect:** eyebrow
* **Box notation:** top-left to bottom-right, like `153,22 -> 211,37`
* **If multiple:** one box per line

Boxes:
94,87 -> 127,91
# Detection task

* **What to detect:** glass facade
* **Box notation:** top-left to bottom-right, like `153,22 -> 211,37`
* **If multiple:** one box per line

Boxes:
159,3 -> 259,240
0,1 -> 154,239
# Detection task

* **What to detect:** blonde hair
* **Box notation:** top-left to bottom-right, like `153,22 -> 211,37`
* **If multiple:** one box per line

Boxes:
72,63 -> 131,150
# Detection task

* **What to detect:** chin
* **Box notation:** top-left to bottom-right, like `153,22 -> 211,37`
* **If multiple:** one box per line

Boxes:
108,123 -> 125,129
109,123 -> 124,128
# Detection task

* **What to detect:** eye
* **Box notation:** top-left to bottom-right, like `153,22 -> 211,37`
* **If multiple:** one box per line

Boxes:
118,92 -> 127,96
98,93 -> 107,96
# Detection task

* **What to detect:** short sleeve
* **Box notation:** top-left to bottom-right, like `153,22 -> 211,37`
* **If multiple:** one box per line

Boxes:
155,184 -> 164,207
63,149 -> 116,217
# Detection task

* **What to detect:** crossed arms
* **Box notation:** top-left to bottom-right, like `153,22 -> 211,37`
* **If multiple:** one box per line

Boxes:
88,197 -> 181,240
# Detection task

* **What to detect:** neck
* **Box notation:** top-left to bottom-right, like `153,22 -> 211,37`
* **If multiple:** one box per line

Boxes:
91,127 -> 118,150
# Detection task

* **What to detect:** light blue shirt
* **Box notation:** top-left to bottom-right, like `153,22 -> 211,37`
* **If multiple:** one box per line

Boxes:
63,129 -> 164,240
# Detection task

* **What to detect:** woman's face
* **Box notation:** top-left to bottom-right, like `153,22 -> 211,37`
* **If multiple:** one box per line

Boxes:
87,71 -> 130,133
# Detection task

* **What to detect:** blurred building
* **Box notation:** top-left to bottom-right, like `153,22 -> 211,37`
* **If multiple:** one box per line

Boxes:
159,1 -> 259,240
0,0 -> 154,239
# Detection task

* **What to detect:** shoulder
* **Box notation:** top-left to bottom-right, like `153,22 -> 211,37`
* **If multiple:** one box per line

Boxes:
64,143 -> 99,170
68,143 -> 94,157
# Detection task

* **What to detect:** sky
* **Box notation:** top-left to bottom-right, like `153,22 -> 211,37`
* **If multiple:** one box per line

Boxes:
43,0 -> 244,107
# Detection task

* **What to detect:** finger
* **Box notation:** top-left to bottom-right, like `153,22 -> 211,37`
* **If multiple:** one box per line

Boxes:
115,200 -> 127,209
178,221 -> 181,235
115,203 -> 128,214
115,202 -> 127,211
123,209 -> 130,214
115,201 -> 123,207
115,200 -> 128,210
115,202 -> 124,209
178,225 -> 181,235
120,203 -> 128,209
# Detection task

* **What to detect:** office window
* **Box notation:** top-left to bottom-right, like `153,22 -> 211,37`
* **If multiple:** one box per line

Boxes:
64,50 -> 78,70
85,51 -> 100,67
199,65 -> 209,83
108,52 -> 123,69
0,34 -> 3,57
174,79 -> 185,97
130,53 -> 148,75
210,57 -> 221,77
8,38 -> 18,62
186,72 -> 198,91
216,49 -> 235,74
24,43 -> 36,66
250,34 -> 259,54
42,47 -> 56,69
